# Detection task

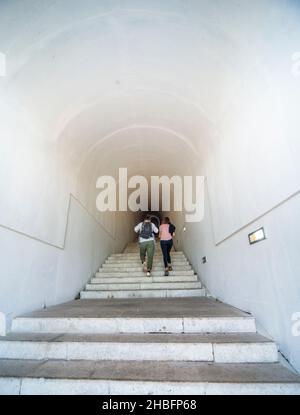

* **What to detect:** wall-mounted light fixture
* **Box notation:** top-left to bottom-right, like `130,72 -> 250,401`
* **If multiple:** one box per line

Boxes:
248,227 -> 266,245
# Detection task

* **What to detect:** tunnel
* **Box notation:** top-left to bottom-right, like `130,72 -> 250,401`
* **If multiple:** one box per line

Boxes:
0,0 -> 300,383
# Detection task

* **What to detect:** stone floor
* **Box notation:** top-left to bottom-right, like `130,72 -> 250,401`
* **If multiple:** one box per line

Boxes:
18,297 -> 251,319
0,332 -> 274,344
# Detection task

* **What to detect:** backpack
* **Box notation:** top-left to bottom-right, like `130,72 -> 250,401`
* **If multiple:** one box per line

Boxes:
169,224 -> 176,235
140,222 -> 153,239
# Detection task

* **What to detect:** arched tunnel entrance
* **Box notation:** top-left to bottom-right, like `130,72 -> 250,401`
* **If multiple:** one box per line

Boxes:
0,0 -> 300,390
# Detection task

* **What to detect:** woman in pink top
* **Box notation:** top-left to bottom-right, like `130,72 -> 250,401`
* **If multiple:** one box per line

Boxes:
159,217 -> 176,276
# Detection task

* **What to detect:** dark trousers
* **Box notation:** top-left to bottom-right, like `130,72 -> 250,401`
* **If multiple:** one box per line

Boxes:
160,240 -> 173,268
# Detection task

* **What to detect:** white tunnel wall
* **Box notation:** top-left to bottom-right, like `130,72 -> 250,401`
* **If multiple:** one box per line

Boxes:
0,202 -> 135,334
0,0 -> 300,371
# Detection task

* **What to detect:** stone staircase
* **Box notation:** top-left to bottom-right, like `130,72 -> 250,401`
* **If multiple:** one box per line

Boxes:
81,242 -> 205,299
0,243 -> 300,395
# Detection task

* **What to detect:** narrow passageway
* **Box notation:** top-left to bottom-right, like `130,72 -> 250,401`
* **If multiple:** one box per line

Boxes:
0,0 -> 300,395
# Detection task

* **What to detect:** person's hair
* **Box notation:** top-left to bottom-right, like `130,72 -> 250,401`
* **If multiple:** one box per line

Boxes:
162,217 -> 170,224
144,215 -> 151,221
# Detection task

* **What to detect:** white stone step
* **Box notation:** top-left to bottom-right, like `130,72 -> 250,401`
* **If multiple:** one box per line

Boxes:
91,275 -> 198,284
107,258 -> 187,263
108,254 -> 186,257
100,266 -> 192,272
106,258 -> 188,263
105,263 -> 190,268
106,255 -> 188,262
100,268 -> 193,273
80,288 -> 206,300
1,360 -> 300,395
11,298 -> 256,334
0,333 -> 278,363
96,270 -> 195,277
112,252 -> 185,257
112,252 -> 184,255
85,282 -> 202,291
106,263 -> 189,267
102,262 -> 191,268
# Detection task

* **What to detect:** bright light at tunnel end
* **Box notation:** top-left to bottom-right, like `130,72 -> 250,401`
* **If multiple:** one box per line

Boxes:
96,168 -> 205,223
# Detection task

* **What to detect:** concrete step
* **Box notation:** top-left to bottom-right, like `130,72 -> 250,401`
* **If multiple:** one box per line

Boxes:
91,275 -> 198,284
100,266 -> 192,272
106,257 -> 188,262
105,264 -> 189,268
85,282 -> 203,291
112,253 -> 186,256
105,263 -> 190,268
108,256 -> 186,258
11,298 -> 256,334
105,261 -> 189,266
1,360 -> 299,395
80,288 -> 206,300
102,262 -> 191,268
112,252 -> 185,257
96,270 -> 195,277
0,333 -> 278,363
107,258 -> 187,263
113,258 -> 187,262
106,255 -> 187,262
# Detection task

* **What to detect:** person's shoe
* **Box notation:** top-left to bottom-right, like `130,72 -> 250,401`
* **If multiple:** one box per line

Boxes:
146,270 -> 151,277
164,269 -> 169,277
168,264 -> 173,271
142,261 -> 147,272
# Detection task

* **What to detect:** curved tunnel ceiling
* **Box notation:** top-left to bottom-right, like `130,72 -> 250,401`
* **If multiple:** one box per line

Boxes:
2,0 -> 296,170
